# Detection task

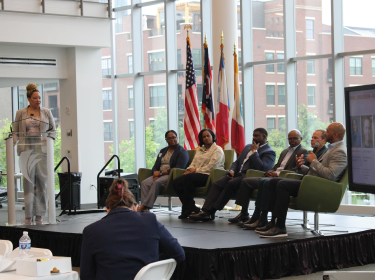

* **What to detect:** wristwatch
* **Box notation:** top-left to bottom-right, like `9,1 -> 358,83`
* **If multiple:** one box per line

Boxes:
252,149 -> 257,153
159,171 -> 163,176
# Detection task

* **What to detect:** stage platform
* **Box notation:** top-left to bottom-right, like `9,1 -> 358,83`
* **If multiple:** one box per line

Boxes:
1,209 -> 375,279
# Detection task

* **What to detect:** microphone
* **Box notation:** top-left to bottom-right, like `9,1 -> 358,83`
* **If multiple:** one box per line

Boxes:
312,142 -> 320,154
10,114 -> 54,133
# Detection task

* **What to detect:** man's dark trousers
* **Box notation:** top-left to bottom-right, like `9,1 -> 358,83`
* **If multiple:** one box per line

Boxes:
202,173 -> 243,212
267,178 -> 302,228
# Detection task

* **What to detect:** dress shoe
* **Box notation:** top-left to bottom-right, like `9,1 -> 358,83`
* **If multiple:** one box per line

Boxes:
237,217 -> 258,227
259,226 -> 287,238
228,212 -> 249,224
178,213 -> 189,219
188,206 -> 201,217
137,205 -> 149,212
243,220 -> 267,230
189,211 -> 214,222
255,221 -> 275,233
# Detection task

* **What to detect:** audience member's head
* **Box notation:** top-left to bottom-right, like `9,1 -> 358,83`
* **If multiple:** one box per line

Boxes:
105,178 -> 137,212
198,128 -> 217,147
253,128 -> 268,145
325,122 -> 346,143
287,129 -> 302,147
311,129 -> 326,149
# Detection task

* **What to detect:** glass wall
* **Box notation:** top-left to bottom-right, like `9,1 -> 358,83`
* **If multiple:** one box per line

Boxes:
142,4 -> 166,72
102,0 -> 375,210
253,64 -> 286,158
296,0 -> 331,57
144,74 -> 167,168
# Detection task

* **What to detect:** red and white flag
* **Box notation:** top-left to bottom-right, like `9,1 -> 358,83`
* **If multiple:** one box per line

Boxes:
184,37 -> 201,150
216,44 -> 230,149
231,49 -> 245,154
201,41 -> 215,132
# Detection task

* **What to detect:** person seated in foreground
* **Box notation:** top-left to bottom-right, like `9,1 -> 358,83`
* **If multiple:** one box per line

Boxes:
138,130 -> 189,212
257,123 -> 347,237
173,128 -> 225,219
190,128 -> 276,222
232,129 -> 308,228
80,179 -> 185,280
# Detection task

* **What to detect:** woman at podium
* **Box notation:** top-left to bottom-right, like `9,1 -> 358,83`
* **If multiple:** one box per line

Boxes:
137,130 -> 189,212
13,83 -> 56,224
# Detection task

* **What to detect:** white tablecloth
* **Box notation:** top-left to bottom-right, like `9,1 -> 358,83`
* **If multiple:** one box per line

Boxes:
0,271 -> 79,280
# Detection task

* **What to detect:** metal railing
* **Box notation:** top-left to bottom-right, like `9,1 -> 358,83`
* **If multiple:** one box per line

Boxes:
54,157 -> 73,215
0,0 -> 112,19
96,155 -> 121,209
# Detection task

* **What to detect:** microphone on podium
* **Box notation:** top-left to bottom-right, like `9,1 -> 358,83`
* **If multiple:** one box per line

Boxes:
312,142 -> 320,154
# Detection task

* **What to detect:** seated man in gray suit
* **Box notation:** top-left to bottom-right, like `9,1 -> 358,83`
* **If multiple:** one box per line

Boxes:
231,129 -> 308,228
258,123 -> 347,237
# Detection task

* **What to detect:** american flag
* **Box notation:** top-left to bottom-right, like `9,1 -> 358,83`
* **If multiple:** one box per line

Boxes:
202,42 -> 215,132
184,37 -> 201,150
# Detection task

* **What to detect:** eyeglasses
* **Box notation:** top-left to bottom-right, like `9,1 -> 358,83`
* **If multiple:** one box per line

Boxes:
165,136 -> 177,140
288,137 -> 300,141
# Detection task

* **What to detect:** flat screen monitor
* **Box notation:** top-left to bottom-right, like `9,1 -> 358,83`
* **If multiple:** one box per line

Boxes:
345,84 -> 375,194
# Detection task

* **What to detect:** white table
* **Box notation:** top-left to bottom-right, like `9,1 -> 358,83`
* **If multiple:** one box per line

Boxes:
0,271 -> 79,280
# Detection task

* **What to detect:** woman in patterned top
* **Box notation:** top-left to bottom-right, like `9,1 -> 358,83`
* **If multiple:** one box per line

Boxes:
138,130 -> 189,212
13,83 -> 56,224
173,129 -> 225,219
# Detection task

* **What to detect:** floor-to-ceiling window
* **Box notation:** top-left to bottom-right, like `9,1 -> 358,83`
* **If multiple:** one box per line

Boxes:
103,0 -> 375,211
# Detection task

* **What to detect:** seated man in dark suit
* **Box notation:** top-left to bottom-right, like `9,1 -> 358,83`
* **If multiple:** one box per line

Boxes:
232,129 -> 308,228
258,123 -> 347,237
190,128 -> 276,221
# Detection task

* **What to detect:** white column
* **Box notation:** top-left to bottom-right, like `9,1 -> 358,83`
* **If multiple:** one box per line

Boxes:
284,0 -> 298,134
6,136 -> 16,225
132,0 -> 146,171
331,0 -> 345,123
212,0 -> 238,149
47,137 -> 56,224
241,0 -> 254,143
60,47 -> 105,205
165,0 -> 178,132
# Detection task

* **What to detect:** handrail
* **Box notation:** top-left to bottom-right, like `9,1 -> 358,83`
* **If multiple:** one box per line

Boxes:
96,155 -> 120,209
54,157 -> 73,215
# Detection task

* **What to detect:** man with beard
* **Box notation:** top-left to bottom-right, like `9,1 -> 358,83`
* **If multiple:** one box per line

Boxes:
257,123 -> 347,237
190,128 -> 276,222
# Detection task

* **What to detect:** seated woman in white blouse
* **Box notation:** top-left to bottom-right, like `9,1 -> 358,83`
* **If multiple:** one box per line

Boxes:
173,129 -> 225,219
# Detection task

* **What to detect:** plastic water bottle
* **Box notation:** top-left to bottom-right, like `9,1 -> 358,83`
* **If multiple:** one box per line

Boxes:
19,231 -> 31,256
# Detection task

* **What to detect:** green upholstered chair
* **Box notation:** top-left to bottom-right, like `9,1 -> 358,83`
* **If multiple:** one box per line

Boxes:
285,168 -> 348,235
137,150 -> 196,210
171,149 -> 235,199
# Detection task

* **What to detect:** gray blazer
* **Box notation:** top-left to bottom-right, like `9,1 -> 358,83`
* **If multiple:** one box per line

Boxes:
13,106 -> 56,156
299,141 -> 347,182
270,144 -> 308,172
